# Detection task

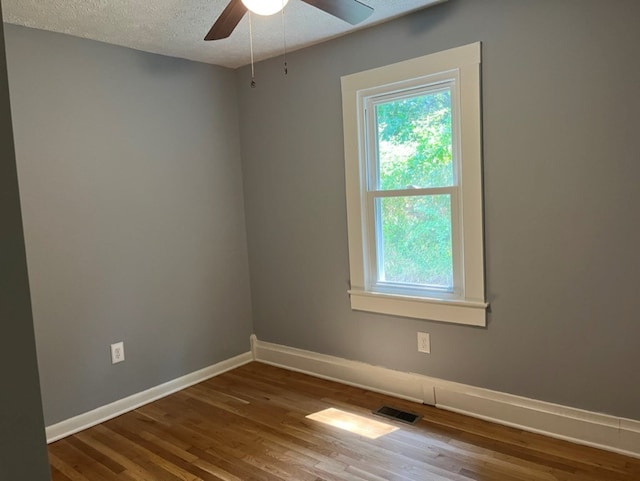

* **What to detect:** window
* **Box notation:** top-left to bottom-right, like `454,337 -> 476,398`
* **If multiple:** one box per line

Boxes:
341,43 -> 487,326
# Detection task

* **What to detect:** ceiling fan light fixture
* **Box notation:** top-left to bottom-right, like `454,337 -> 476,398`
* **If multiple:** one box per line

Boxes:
241,0 -> 289,16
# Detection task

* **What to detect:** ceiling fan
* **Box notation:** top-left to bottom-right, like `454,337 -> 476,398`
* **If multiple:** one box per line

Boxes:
205,0 -> 374,41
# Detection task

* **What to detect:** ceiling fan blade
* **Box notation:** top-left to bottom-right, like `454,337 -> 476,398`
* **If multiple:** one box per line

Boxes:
204,0 -> 247,41
301,0 -> 373,25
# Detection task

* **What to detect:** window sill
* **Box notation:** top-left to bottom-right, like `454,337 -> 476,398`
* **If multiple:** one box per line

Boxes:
348,289 -> 488,326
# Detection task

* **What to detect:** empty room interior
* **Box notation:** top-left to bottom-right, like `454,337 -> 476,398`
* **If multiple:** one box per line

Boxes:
1,0 -> 639,479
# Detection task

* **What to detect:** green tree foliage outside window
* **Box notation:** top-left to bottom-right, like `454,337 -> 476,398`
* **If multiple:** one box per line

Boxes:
374,89 -> 454,289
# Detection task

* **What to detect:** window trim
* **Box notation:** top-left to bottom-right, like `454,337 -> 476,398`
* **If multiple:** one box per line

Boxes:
341,42 -> 487,326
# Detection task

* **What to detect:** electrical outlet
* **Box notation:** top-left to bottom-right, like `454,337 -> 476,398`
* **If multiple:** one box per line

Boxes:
110,341 -> 125,364
417,332 -> 430,353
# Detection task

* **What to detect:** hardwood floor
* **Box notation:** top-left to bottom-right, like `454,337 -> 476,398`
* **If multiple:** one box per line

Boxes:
48,362 -> 640,481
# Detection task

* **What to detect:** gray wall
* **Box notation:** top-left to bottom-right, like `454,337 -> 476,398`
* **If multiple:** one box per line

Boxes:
0,13 -> 51,481
237,0 -> 640,419
5,25 -> 253,425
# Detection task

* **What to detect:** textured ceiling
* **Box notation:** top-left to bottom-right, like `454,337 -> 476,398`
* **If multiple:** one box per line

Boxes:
2,0 -> 447,68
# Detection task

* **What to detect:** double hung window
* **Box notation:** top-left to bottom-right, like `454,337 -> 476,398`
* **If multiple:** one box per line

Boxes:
341,43 -> 487,326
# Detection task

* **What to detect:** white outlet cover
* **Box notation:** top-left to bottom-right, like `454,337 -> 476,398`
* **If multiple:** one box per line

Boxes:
417,332 -> 430,354
110,341 -> 125,364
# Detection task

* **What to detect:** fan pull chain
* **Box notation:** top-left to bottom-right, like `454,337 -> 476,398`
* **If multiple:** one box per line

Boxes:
249,11 -> 256,88
281,1 -> 288,75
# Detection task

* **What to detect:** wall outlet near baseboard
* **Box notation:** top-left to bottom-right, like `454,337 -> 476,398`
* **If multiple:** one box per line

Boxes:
417,332 -> 430,353
110,342 -> 125,364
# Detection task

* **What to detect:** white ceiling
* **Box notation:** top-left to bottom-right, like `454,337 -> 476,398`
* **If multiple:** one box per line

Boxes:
2,0 -> 446,69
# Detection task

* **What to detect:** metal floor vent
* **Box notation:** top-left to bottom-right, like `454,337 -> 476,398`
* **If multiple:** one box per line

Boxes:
373,406 -> 422,425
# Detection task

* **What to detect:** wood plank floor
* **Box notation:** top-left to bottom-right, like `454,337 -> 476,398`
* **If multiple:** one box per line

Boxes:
48,362 -> 640,481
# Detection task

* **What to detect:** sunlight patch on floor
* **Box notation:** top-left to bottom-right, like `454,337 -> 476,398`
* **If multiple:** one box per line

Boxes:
306,408 -> 399,439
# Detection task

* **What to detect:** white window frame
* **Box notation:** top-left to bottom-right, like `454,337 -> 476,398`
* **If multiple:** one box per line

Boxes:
341,42 -> 487,326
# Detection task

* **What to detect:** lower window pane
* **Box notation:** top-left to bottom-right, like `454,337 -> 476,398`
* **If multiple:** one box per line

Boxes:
377,195 -> 453,289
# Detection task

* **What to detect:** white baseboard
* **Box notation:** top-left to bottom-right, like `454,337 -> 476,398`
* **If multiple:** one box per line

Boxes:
46,351 -> 253,443
253,338 -> 640,459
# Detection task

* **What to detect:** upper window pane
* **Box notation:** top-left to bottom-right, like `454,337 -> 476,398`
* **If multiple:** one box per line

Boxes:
374,86 -> 453,190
